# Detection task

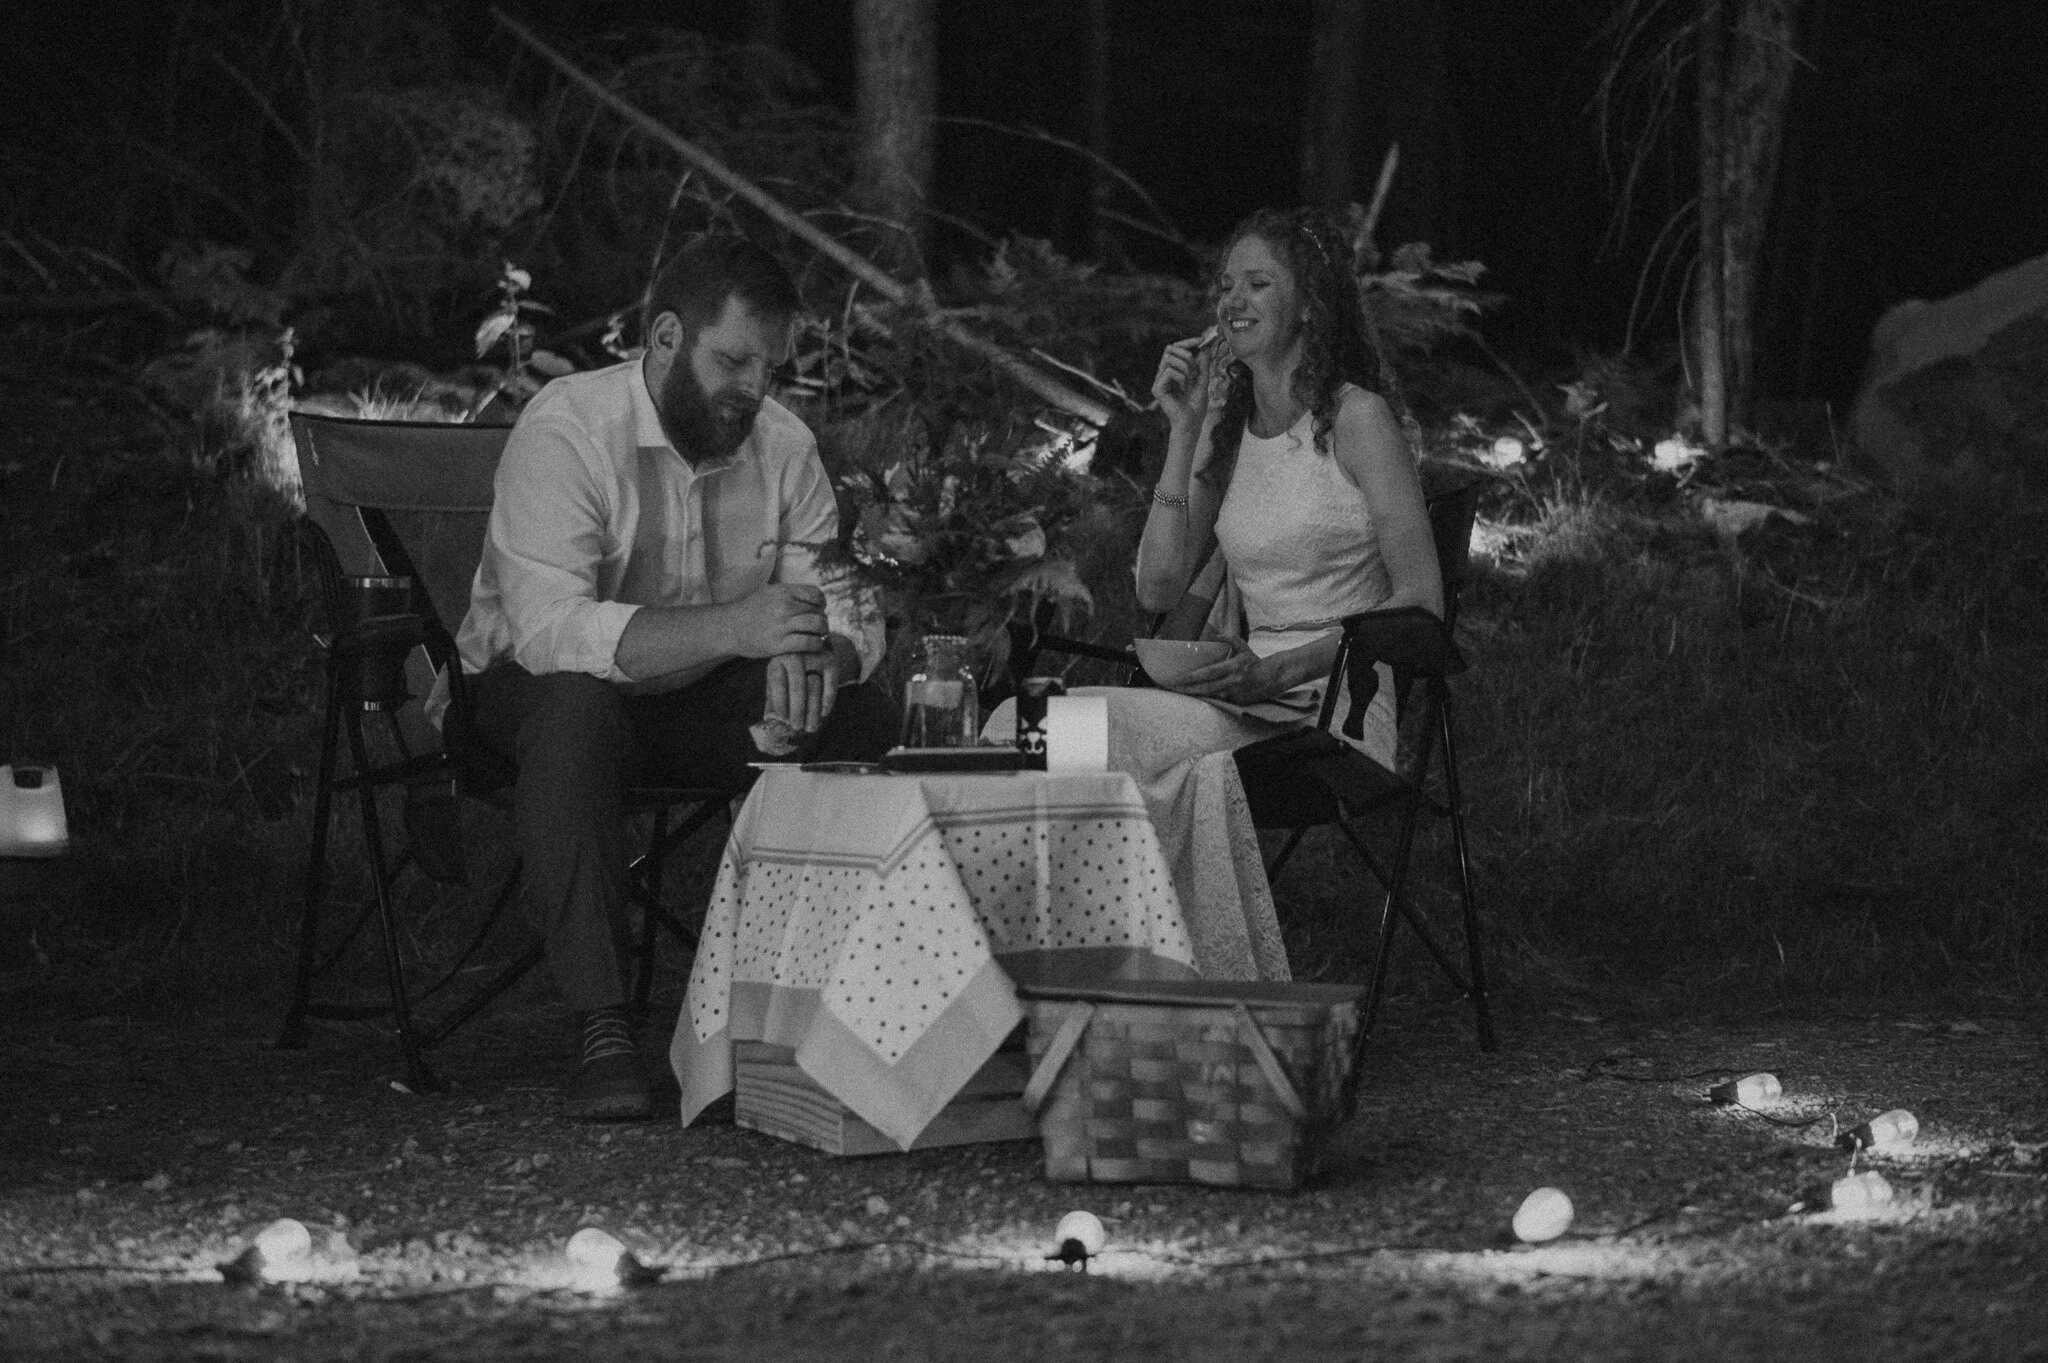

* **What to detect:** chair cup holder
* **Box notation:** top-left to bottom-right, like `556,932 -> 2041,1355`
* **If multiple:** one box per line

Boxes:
335,576 -> 421,708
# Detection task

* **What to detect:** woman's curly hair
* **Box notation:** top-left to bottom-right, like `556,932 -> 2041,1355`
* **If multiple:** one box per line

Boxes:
1197,206 -> 1399,491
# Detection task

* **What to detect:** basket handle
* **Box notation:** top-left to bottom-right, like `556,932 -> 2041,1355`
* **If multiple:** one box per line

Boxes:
1021,1002 -> 1094,1116
1233,1003 -> 1306,1121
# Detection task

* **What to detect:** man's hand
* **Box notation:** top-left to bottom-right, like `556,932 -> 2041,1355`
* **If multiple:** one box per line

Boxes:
727,582 -> 828,659
762,641 -> 843,734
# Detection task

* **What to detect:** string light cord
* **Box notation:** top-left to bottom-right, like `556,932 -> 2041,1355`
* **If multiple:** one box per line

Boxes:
0,1262 -> 191,1279
1579,1055 -> 1752,1084
1728,1098 -> 1830,1130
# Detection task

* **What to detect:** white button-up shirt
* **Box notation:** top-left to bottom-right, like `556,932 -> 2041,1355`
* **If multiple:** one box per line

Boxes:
454,359 -> 882,693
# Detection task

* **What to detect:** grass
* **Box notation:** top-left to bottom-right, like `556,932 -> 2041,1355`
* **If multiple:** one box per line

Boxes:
2,373 -> 2043,1019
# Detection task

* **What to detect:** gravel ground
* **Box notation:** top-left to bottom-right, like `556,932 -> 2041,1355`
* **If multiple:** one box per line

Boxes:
2,990 -> 2044,1361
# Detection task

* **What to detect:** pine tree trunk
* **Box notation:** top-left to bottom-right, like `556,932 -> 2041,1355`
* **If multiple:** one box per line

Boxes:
853,0 -> 937,276
1085,0 -> 1114,259
1302,0 -> 1365,209
1718,0 -> 1800,429
1693,0 -> 1729,451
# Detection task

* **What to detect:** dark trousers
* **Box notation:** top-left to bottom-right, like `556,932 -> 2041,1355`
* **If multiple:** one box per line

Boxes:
470,659 -> 897,1011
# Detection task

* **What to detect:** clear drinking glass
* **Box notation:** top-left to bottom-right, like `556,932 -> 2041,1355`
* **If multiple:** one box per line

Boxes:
900,634 -> 979,747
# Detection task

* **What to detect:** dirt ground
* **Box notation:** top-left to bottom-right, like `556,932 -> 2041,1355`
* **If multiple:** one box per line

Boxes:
1,987 -> 2043,1362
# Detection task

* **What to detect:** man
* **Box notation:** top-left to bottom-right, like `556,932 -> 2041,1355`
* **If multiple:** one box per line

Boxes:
455,235 -> 895,1120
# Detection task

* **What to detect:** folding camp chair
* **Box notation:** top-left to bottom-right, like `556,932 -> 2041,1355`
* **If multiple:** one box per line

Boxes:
274,412 -> 739,1091
1008,464 -> 1496,1052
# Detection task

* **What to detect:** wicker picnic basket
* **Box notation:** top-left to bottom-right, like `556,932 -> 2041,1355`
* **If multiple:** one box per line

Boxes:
1017,978 -> 1367,1191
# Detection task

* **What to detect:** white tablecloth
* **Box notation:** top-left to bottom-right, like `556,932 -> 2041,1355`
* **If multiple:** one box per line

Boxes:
670,765 -> 1287,1149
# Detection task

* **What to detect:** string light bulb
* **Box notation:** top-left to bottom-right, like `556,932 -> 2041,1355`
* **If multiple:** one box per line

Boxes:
1511,1188 -> 1574,1244
1048,1210 -> 1107,1269
564,1226 -> 659,1291
1829,1171 -> 1894,1218
1708,1073 -> 1782,1107
219,1218 -> 327,1285
1837,1109 -> 1918,1154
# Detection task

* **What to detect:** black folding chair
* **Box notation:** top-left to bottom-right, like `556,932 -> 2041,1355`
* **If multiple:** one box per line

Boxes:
1009,464 -> 1497,1052
274,412 -> 740,1090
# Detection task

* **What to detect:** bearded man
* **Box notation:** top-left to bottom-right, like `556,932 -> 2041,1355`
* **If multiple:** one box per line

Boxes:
456,235 -> 894,1120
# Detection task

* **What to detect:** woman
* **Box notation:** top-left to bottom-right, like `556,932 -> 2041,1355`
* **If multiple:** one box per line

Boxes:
992,207 -> 1443,982
1135,204 -> 1443,766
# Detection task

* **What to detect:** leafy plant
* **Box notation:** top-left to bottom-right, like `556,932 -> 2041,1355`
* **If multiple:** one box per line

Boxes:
470,261 -> 576,414
812,412 -> 1107,666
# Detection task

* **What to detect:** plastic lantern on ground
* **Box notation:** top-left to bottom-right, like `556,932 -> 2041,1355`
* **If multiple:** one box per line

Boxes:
1837,1110 -> 1918,1154
1050,1210 -> 1107,1268
1708,1072 -> 1782,1107
1512,1188 -> 1574,1244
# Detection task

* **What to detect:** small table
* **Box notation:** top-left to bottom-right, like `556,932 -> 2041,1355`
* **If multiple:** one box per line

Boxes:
669,763 -> 1284,1150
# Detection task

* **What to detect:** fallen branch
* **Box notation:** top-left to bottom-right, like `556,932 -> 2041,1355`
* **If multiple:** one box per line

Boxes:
491,8 -> 1115,429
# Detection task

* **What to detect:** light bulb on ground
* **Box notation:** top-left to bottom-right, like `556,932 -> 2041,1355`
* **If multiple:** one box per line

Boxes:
1511,1188 -> 1574,1244
1050,1210 -> 1107,1268
565,1226 -> 658,1291
255,1218 -> 312,1265
1709,1073 -> 1782,1107
220,1217 -> 316,1285
1837,1109 -> 1918,1154
1829,1171 -> 1894,1217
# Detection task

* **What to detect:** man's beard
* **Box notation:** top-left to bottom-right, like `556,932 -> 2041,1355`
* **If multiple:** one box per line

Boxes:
657,364 -> 760,464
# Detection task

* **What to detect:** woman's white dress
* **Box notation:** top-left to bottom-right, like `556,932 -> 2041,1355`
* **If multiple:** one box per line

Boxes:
985,399 -> 1401,981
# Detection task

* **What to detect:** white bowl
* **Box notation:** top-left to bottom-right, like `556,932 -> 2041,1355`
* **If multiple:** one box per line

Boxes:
1131,638 -> 1233,686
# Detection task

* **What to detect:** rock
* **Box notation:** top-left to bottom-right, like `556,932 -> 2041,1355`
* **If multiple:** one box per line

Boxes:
1851,251 -> 2048,504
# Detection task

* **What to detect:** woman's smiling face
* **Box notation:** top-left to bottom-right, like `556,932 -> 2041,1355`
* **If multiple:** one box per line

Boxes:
1216,233 -> 1303,363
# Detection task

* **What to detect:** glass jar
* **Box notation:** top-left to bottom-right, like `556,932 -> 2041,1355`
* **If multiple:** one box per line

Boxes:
900,634 -> 980,748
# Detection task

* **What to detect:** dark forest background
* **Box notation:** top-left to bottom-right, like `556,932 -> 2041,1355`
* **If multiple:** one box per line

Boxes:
7,0 -> 2048,406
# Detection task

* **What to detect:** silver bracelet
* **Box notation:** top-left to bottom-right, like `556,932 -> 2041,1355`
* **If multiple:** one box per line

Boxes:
1151,486 -> 1189,510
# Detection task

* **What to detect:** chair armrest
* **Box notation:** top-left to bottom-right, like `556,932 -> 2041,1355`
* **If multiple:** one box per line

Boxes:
1033,634 -> 1141,669
1340,606 -> 1465,678
1321,606 -> 1465,742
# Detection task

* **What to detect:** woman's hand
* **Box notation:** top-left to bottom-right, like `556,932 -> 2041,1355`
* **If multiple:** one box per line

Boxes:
1151,330 -> 1224,432
1165,640 -> 1276,705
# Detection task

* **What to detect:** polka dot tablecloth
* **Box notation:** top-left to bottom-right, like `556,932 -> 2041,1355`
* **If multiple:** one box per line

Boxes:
669,767 -> 1276,1150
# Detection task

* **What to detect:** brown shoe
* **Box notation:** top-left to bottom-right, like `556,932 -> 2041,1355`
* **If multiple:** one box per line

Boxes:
566,1008 -> 651,1121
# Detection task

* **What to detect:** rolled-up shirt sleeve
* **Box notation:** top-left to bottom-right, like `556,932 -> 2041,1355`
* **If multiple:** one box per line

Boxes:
488,416 -> 641,680
773,440 -> 885,684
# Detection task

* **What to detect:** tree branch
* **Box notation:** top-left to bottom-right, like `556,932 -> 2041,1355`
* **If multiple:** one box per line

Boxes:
490,7 -> 1115,429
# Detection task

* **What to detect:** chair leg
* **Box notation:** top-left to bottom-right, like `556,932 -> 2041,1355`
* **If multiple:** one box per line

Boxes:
420,942 -> 546,1048
1437,701 -> 1497,1052
1265,827 -> 1307,880
344,713 -> 439,1094
1357,802 -> 1422,1045
277,675 -> 343,1051
1335,818 -> 1471,993
629,808 -> 671,1021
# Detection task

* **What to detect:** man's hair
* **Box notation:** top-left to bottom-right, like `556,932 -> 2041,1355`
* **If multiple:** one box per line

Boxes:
641,234 -> 802,346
